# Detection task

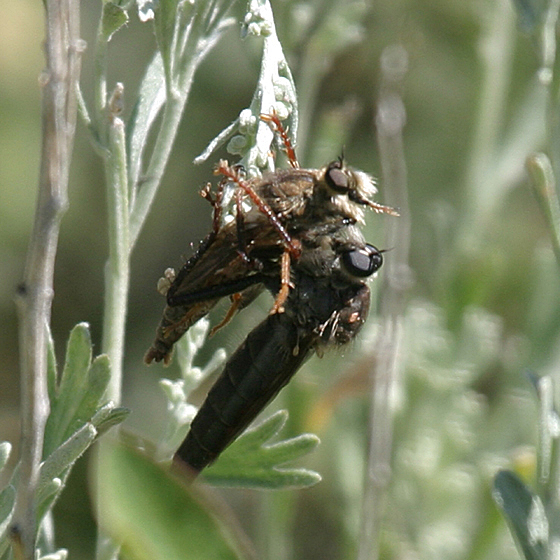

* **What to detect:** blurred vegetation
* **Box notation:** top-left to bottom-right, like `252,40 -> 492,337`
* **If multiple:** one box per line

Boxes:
2,0 -> 560,558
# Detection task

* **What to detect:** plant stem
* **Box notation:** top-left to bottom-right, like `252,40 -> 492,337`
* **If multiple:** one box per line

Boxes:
93,17 -> 109,144
358,44 -> 410,560
102,92 -> 130,404
12,0 -> 81,556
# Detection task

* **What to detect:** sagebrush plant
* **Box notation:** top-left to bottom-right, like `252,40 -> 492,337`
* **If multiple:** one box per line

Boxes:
5,0 -> 560,559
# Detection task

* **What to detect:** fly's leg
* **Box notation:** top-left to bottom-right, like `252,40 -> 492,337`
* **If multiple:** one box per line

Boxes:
163,182 -> 224,299
234,186 -> 253,264
214,160 -> 302,261
210,293 -> 243,337
271,250 -> 294,314
204,167 -> 266,269
205,186 -> 265,334
260,111 -> 299,169
200,176 -> 226,235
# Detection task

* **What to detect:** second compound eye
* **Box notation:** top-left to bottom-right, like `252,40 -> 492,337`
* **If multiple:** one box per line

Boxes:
342,244 -> 383,278
325,161 -> 349,193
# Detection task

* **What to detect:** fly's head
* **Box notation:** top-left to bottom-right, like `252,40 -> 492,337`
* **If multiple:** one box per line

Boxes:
315,158 -> 398,224
331,243 -> 384,343
294,242 -> 383,351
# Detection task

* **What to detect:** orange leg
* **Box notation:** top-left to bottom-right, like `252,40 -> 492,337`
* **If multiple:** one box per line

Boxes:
215,160 -> 302,260
271,250 -> 293,314
260,111 -> 299,169
210,293 -> 242,337
200,177 -> 228,235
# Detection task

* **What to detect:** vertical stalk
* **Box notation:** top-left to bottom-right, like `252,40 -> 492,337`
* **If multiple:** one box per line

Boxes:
457,0 -> 515,246
358,44 -> 410,560
102,86 -> 130,404
12,0 -> 81,557
93,18 -> 109,144
96,90 -> 129,560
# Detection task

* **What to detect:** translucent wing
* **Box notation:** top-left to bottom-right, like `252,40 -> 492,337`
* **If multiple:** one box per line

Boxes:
145,218 -> 285,364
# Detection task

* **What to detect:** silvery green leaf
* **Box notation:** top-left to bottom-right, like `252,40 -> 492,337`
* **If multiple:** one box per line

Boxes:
39,424 -> 97,497
127,53 -> 166,191
0,484 -> 15,542
493,470 -> 547,560
44,323 -> 93,456
204,410 -> 321,489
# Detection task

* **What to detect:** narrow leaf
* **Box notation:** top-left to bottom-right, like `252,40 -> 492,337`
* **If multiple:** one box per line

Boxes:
59,323 -> 92,397
96,442 -> 254,560
153,0 -> 181,85
254,434 -> 321,466
39,424 -> 97,495
44,323 -> 93,457
36,478 -> 63,522
127,52 -> 166,191
35,423 -> 100,524
493,470 -> 547,560
94,406 -> 130,436
0,485 -> 15,540
73,354 -> 112,431
229,410 -> 288,447
527,153 -> 560,266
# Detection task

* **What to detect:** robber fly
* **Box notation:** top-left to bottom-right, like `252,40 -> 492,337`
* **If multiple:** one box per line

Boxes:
145,113 -> 397,474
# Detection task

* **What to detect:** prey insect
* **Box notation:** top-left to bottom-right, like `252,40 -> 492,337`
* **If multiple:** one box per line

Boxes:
145,113 -> 397,474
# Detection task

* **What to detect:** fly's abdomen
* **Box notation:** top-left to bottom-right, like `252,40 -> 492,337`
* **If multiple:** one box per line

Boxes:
175,311 -> 314,472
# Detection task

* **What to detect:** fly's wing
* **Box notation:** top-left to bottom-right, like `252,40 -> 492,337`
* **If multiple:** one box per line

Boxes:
145,219 -> 285,365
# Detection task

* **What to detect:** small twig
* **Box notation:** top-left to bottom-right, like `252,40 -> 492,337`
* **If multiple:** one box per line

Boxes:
12,0 -> 82,557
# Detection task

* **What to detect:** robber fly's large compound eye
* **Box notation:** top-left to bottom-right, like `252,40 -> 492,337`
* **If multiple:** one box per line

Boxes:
342,244 -> 383,278
325,160 -> 349,193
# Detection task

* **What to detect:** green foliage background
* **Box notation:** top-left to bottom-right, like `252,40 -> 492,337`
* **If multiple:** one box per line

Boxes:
1,0 -> 557,558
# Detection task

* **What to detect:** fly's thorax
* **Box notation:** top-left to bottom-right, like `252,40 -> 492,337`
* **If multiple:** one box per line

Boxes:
256,168 -> 315,218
